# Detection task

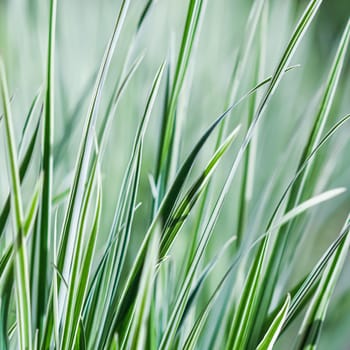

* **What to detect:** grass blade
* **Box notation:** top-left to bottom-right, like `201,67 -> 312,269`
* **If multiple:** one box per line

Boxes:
35,0 -> 56,328
0,58 -> 32,350
155,0 -> 206,201
295,214 -> 350,349
257,294 -> 291,350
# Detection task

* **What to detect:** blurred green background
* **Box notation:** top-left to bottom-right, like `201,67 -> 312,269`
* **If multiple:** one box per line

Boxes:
0,0 -> 349,348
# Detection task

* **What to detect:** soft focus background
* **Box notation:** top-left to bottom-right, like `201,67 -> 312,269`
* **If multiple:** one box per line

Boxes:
0,0 -> 349,348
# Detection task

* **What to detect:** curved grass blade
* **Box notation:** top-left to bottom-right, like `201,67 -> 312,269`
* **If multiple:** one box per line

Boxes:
0,58 -> 32,350
84,65 -> 296,330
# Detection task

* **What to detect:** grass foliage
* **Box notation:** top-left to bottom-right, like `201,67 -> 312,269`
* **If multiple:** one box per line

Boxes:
0,0 -> 349,349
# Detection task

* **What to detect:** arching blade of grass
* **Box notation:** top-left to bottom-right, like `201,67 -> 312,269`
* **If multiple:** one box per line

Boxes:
71,37 -> 144,337
180,187 -> 344,334
141,128 -> 241,341
0,58 -> 32,350
155,0 -> 206,202
256,294 -> 290,350
108,111 -> 230,329
35,0 -> 56,329
51,54 -> 142,211
248,113 -> 350,334
55,0 -> 130,280
250,19 -> 350,346
159,64 -> 298,228
295,214 -> 350,349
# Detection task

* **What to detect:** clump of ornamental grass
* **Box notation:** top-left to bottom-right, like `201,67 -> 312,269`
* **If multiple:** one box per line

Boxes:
0,0 -> 349,349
